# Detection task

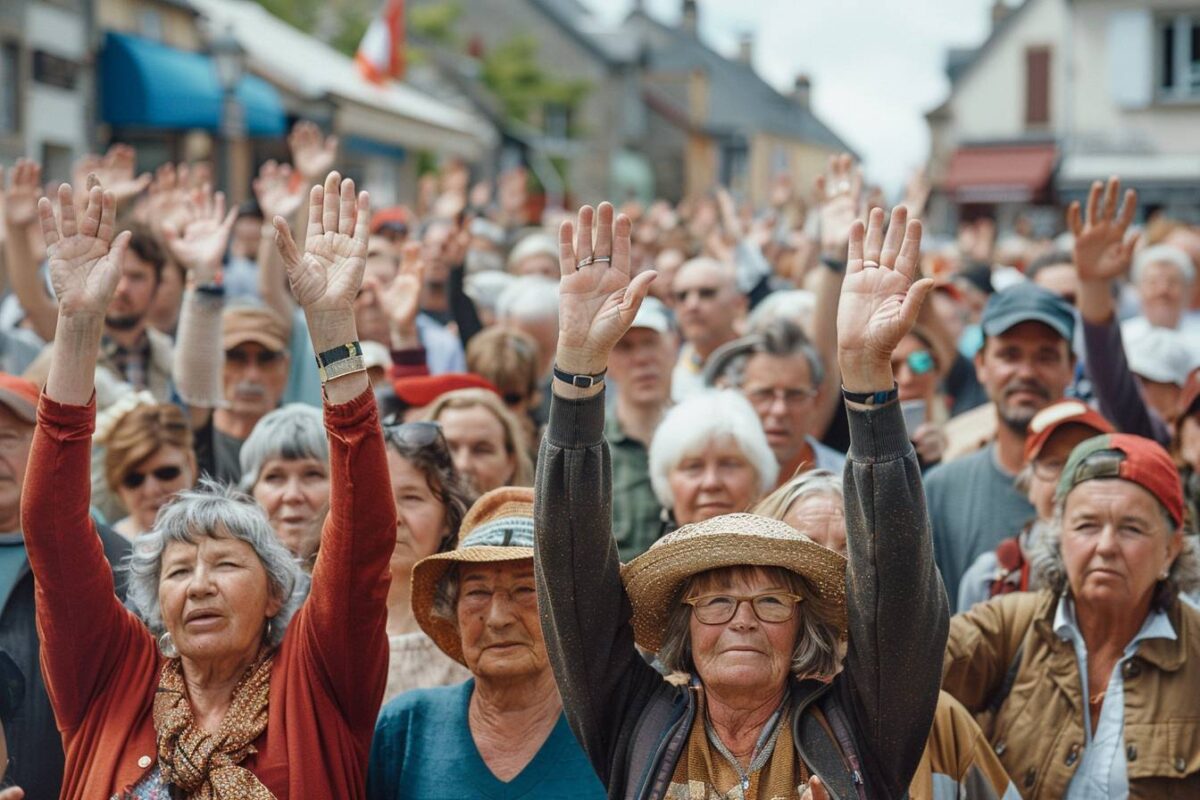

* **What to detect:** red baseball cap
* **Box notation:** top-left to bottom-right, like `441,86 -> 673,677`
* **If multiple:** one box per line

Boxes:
1056,433 -> 1184,528
1023,399 -> 1115,463
391,373 -> 500,408
0,373 -> 39,424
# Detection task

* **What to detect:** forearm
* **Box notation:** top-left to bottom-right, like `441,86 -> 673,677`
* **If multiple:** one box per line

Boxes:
4,223 -> 58,341
257,223 -> 296,323
45,314 -> 103,407
1082,317 -> 1171,445
1077,279 -> 1115,325
172,289 -> 225,408
447,263 -> 483,346
809,265 -> 844,436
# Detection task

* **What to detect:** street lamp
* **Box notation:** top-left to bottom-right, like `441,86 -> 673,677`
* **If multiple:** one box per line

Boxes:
211,25 -> 246,200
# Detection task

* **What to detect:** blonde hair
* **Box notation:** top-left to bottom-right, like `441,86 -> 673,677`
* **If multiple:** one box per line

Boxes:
466,327 -> 541,402
103,403 -> 194,496
424,388 -> 534,487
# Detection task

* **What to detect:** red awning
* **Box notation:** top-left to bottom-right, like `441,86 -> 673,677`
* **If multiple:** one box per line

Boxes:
943,144 -> 1057,203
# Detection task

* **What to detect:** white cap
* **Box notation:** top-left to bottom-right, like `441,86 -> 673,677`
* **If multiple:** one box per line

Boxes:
1125,326 -> 1193,385
506,232 -> 558,271
360,340 -> 392,372
628,296 -> 672,334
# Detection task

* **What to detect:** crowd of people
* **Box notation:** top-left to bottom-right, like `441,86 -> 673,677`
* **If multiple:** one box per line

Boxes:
0,120 -> 1196,799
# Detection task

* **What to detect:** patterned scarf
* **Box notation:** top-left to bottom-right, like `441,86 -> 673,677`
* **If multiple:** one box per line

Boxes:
153,648 -> 276,800
667,684 -> 806,800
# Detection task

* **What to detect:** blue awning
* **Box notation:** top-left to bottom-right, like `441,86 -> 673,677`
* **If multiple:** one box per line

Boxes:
100,31 -> 285,136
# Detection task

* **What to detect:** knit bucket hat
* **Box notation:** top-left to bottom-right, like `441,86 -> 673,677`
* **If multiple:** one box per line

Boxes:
411,487 -> 535,665
620,513 -> 848,653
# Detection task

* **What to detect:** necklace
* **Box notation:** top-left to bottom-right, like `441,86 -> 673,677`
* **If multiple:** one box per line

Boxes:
1089,690 -> 1106,706
705,699 -> 789,793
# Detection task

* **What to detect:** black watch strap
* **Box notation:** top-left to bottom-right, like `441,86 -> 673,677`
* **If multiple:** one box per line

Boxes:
553,364 -> 607,388
315,341 -> 362,369
841,383 -> 898,406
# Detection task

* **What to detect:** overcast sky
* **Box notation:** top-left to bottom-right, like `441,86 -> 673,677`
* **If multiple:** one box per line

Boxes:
581,0 -> 999,196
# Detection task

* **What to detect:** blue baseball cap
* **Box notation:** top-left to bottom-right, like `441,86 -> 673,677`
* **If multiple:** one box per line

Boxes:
980,282 -> 1075,342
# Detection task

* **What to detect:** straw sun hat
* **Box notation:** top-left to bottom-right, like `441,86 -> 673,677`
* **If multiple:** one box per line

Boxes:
620,513 -> 848,653
411,487 -> 535,666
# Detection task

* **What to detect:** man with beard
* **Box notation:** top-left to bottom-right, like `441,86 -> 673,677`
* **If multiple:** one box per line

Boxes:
923,282 -> 1076,607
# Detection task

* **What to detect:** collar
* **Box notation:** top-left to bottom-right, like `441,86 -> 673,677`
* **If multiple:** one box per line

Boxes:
604,411 -> 634,444
101,329 -> 150,357
1053,593 -> 1177,660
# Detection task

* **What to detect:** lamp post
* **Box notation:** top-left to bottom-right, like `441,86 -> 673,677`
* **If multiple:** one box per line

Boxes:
211,25 -> 246,202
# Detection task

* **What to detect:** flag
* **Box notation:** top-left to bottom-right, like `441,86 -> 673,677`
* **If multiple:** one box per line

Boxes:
355,0 -> 405,83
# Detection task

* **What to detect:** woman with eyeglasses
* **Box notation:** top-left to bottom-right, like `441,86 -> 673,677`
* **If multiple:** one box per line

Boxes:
381,419 -> 476,701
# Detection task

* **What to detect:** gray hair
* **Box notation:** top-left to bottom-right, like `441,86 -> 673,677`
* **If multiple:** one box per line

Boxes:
751,469 -> 843,522
237,404 -> 329,493
496,275 -> 559,322
745,290 -> 816,337
125,480 -> 309,647
704,319 -> 825,391
1132,244 -> 1195,286
648,390 -> 779,510
658,565 -> 843,680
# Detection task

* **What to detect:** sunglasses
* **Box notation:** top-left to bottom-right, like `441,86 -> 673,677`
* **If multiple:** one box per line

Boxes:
226,349 -> 284,367
674,286 -> 719,303
897,350 -> 935,376
384,421 -> 454,469
123,465 -> 183,489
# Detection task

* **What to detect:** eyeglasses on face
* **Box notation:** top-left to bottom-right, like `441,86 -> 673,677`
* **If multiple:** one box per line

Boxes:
674,286 -> 720,303
745,386 -> 817,409
683,592 -> 804,625
122,465 -> 183,490
225,349 -> 284,367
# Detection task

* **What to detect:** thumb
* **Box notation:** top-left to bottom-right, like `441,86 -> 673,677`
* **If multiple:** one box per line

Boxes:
273,215 -> 301,269
619,270 -> 658,319
898,277 -> 935,331
109,230 -> 132,270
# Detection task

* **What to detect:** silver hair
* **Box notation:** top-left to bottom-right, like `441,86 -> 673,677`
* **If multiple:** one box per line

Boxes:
752,469 -> 843,524
657,565 -> 843,680
648,390 -> 779,510
1132,244 -> 1195,286
124,479 -> 309,648
1030,489 -> 1200,609
705,319 -> 825,392
236,404 -> 329,493
746,291 -> 816,341
496,275 -> 559,322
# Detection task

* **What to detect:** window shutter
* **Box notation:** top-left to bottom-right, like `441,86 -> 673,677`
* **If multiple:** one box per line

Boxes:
1108,9 -> 1154,109
1025,46 -> 1051,126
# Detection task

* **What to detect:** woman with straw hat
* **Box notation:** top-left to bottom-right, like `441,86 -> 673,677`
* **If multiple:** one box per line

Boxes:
367,487 -> 605,798
534,202 -> 949,799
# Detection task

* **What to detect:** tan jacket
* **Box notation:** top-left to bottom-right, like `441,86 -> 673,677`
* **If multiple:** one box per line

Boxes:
943,590 -> 1200,799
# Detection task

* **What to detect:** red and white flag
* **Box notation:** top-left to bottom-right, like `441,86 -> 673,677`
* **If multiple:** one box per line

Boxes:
355,0 -> 406,83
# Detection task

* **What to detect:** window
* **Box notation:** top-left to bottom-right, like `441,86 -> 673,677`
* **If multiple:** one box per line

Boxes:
1159,14 -> 1200,97
33,51 -> 78,90
0,42 -> 18,135
1025,46 -> 1051,126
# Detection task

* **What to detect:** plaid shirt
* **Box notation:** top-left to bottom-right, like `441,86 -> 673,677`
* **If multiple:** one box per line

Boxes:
100,332 -> 152,390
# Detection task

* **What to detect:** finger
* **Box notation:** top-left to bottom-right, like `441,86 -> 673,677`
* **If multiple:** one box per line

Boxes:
307,184 -> 324,237
57,184 -> 77,237
814,173 -> 827,202
273,215 -> 303,268
1066,201 -> 1082,237
559,219 -> 577,277
400,240 -> 422,275
863,207 -> 885,264
86,172 -> 102,193
1117,188 -> 1137,231
846,219 -> 865,274
109,230 -> 132,273
339,177 -> 356,235
899,277 -> 936,331
37,198 -> 60,249
1101,176 -> 1119,221
212,191 -> 226,224
352,191 -> 371,246
850,164 -> 863,201
219,208 -> 237,239
880,205 -> 908,268
322,171 -> 341,234
896,219 -> 924,282
594,202 -> 614,258
80,186 -> 103,237
620,270 -> 658,318
612,212 -> 632,276
575,205 -> 594,265
1085,180 -> 1102,227
98,191 -> 116,243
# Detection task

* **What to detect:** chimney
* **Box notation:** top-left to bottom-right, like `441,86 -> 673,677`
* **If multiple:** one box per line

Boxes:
791,74 -> 811,109
991,0 -> 1011,28
681,0 -> 698,35
737,32 -> 753,64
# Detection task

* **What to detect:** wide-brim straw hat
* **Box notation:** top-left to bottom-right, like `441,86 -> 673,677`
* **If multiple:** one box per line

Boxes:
411,487 -> 535,665
620,512 -> 847,653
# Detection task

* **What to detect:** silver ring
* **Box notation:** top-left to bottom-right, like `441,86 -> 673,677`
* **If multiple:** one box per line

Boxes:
576,256 -> 594,269
863,260 -> 880,269
591,256 -> 612,265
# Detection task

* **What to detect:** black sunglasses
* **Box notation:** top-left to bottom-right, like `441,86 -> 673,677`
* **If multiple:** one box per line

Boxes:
226,349 -> 283,367
123,465 -> 183,489
674,286 -> 719,303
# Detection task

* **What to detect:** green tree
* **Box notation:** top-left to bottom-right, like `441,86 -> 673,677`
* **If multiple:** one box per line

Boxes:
480,35 -> 589,130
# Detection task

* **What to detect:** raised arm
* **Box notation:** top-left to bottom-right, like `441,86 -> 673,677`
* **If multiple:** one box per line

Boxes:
4,160 -> 58,341
273,171 -> 396,728
25,181 -> 150,728
253,159 -> 307,324
534,203 -> 668,783
835,206 -> 949,796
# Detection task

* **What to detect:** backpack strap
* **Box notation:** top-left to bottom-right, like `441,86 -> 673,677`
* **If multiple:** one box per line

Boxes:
810,704 -> 868,800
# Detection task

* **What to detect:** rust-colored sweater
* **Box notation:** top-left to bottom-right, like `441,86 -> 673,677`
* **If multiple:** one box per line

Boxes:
23,388 -> 396,799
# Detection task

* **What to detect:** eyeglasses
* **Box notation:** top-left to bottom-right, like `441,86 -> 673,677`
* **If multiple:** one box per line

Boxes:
904,350 -> 936,376
122,465 -> 183,489
674,286 -> 720,303
683,592 -> 804,625
1031,457 -> 1068,482
226,349 -> 283,367
745,386 -> 817,409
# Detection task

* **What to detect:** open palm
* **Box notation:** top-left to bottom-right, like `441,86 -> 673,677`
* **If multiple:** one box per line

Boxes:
5,159 -> 42,227
253,160 -> 305,220
1068,177 -> 1137,282
274,171 -> 368,312
161,186 -> 235,284
39,183 -> 129,317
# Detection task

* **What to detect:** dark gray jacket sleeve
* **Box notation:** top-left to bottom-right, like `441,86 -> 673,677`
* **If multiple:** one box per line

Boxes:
840,400 -> 950,797
1082,317 -> 1171,446
534,390 -> 674,790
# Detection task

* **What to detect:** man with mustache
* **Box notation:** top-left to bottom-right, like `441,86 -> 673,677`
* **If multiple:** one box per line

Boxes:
923,282 -> 1076,609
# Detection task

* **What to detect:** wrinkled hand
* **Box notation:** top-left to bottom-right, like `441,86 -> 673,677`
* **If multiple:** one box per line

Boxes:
837,206 -> 932,391
902,165 -> 932,217
815,153 -> 862,260
253,160 -> 305,220
161,185 -> 236,284
382,241 -> 425,334
87,145 -> 151,204
39,183 -> 130,318
274,171 -> 369,312
556,203 -> 657,374
4,159 -> 43,228
1068,176 -> 1137,284
142,162 -> 198,234
799,775 -> 828,800
288,121 -> 338,181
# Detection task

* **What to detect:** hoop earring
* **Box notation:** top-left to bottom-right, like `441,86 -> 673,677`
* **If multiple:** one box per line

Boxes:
157,631 -> 178,659
265,617 -> 275,642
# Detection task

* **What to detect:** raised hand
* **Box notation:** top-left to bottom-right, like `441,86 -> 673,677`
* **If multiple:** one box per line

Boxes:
1068,176 -> 1137,284
814,154 -> 863,261
253,160 -> 305,221
5,159 -> 43,228
39,183 -> 130,318
288,121 -> 338,181
160,184 -> 236,285
381,241 -> 425,335
90,145 -> 151,205
555,202 -> 656,375
837,206 -> 932,392
273,171 -> 369,313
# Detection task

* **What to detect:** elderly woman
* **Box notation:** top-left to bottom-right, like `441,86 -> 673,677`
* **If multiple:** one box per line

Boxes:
425,387 -> 533,494
752,470 -> 845,555
381,419 -> 474,701
24,173 -> 396,797
648,389 -> 778,531
535,203 -> 948,799
96,394 -> 197,539
943,433 -> 1200,797
368,488 -> 605,798
238,403 -> 330,565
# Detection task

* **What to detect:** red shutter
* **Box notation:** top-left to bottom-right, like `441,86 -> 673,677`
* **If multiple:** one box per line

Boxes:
1026,46 -> 1051,126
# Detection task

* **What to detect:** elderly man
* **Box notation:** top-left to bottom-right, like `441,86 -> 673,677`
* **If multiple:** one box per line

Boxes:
1121,243 -> 1196,344
497,275 -> 560,424
924,282 -> 1076,606
605,297 -> 676,560
670,257 -> 746,401
0,373 -> 130,798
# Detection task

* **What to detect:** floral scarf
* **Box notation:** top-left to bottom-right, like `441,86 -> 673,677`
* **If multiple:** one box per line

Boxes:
152,647 -> 276,800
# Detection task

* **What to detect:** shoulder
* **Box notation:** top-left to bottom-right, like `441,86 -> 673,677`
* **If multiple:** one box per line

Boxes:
377,681 -> 470,728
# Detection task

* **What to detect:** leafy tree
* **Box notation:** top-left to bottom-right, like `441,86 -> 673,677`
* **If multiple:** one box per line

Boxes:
480,36 -> 589,130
